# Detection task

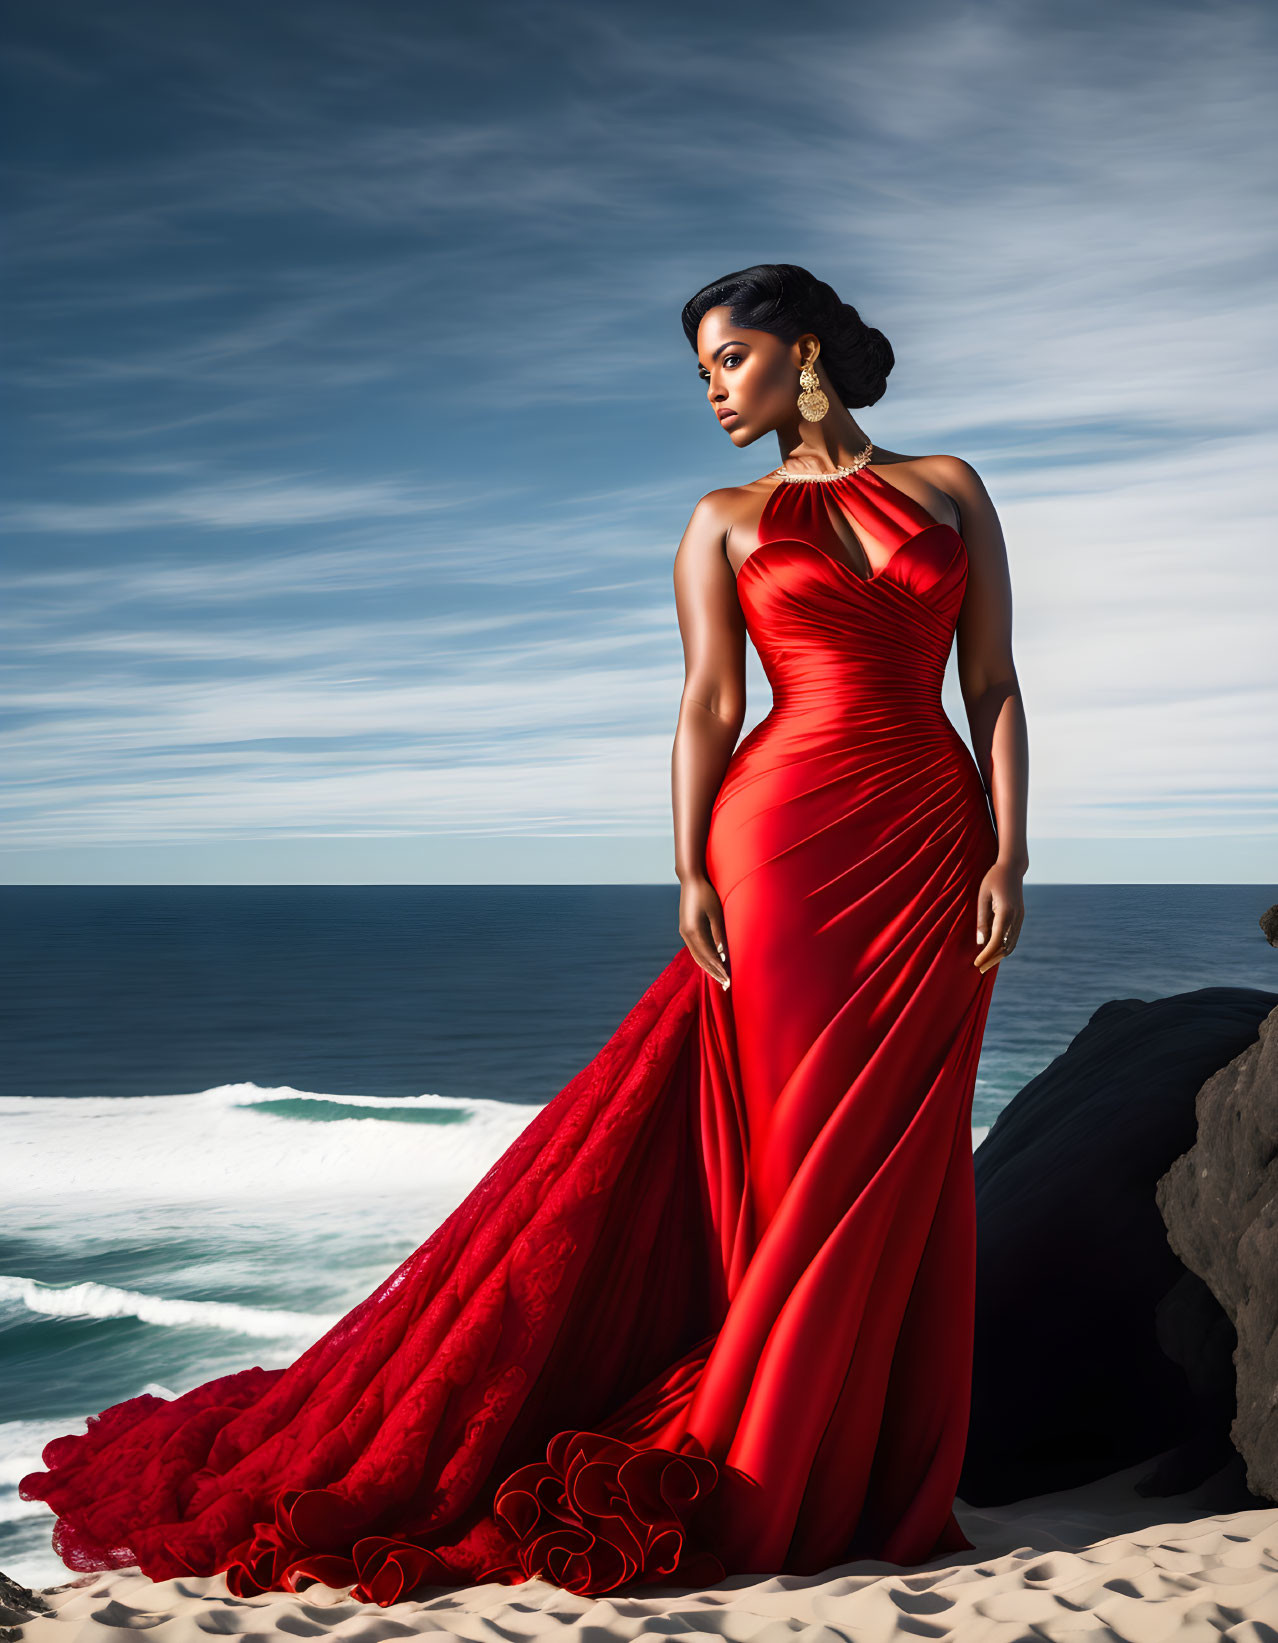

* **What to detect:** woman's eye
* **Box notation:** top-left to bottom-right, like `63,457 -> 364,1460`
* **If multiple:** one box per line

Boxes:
699,354 -> 743,383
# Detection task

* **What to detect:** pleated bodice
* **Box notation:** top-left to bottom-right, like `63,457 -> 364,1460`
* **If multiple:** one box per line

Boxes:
739,464 -> 967,723
707,464 -> 991,913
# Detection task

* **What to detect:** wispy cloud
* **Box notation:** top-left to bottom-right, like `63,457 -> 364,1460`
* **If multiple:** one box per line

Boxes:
3,473 -> 461,532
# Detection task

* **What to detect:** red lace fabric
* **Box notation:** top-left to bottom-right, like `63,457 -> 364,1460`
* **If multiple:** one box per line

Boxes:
23,462 -> 1000,1598
22,953 -> 727,1599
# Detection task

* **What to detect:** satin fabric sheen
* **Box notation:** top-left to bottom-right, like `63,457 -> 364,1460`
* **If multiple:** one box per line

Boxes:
22,465 -> 1000,1601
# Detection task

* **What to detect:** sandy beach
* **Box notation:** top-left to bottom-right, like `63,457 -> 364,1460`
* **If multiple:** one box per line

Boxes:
11,1455 -> 1276,1641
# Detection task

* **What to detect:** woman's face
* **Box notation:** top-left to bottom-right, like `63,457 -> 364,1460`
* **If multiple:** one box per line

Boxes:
696,305 -> 807,447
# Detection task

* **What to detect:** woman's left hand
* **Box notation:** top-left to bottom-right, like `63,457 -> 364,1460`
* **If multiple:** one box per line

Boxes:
974,860 -> 1025,974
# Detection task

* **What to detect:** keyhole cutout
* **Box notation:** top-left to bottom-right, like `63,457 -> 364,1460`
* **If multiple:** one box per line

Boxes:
817,489 -> 894,583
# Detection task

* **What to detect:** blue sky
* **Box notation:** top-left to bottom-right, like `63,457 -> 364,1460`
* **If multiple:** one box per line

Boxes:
3,0 -> 1275,884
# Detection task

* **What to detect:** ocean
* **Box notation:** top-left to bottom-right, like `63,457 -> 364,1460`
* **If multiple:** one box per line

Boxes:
2,881 -> 1276,1588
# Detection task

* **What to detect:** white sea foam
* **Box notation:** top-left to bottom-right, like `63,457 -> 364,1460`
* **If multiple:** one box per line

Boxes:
0,1419 -> 69,1490
0,1082 -> 540,1206
0,1416 -> 111,1592
0,1275 -> 337,1339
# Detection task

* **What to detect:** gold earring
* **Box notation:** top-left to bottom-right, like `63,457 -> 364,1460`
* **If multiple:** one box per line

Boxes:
797,358 -> 829,422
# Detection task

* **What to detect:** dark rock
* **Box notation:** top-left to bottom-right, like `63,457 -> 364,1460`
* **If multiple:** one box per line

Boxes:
961,986 -> 1277,1507
1259,904 -> 1278,946
1142,1267 -> 1238,1495
0,1570 -> 51,1619
1156,1004 -> 1278,1503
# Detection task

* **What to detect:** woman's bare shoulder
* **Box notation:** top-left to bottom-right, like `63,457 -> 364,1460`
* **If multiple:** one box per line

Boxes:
691,475 -> 778,529
698,473 -> 780,505
907,453 -> 989,495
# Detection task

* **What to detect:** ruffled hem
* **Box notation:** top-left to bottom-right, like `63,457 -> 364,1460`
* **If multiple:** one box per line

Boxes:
493,1428 -> 724,1595
208,1427 -> 723,1604
218,1486 -> 523,1603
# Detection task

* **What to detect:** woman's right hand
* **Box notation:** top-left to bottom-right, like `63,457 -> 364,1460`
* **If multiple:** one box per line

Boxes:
679,874 -> 730,990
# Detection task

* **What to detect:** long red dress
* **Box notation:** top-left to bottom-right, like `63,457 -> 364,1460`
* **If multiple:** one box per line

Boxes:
22,463 -> 1000,1601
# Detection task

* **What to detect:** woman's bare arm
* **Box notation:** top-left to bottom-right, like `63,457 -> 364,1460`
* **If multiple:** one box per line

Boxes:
928,455 -> 1030,969
671,493 -> 746,987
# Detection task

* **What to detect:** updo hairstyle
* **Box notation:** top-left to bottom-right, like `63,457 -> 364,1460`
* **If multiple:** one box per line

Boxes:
680,263 -> 894,409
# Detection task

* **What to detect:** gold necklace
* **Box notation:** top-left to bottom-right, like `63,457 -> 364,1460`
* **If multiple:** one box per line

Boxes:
771,437 -> 874,482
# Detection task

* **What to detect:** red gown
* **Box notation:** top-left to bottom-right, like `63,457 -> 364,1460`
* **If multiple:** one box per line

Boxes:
22,464 -> 1000,1601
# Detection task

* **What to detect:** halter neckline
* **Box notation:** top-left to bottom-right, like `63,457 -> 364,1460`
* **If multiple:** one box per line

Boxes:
771,438 -> 875,482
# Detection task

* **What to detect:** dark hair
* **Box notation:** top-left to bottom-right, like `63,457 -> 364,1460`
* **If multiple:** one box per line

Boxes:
681,263 -> 894,409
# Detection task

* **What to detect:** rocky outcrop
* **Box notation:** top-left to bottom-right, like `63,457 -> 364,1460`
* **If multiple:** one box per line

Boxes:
961,985 -> 1277,1507
1156,1003 -> 1278,1503
0,1569 -> 51,1629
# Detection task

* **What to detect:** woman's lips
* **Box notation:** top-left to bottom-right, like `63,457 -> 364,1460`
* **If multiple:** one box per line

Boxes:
718,411 -> 741,428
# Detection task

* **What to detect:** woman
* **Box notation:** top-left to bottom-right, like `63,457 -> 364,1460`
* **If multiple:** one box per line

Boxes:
22,264 -> 1028,1603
